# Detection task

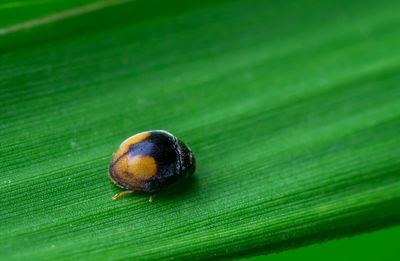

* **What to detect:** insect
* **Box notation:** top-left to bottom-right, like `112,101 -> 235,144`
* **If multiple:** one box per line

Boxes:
109,130 -> 195,202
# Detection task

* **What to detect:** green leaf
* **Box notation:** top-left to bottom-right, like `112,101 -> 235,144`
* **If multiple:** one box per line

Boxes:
1,0 -> 400,260
243,225 -> 400,261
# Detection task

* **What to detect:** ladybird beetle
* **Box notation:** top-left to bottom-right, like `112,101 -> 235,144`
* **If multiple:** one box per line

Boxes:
109,130 -> 195,202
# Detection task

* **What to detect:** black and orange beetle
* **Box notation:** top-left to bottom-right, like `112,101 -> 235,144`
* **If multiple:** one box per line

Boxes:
109,130 -> 195,202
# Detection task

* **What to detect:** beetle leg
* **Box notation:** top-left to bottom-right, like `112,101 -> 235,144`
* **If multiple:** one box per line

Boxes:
112,190 -> 134,200
149,194 -> 156,203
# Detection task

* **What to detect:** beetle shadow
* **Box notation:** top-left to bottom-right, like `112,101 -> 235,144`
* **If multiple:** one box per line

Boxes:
155,174 -> 200,202
108,174 -> 200,202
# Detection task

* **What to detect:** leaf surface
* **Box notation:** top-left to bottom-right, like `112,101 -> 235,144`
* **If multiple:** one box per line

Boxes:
1,0 -> 400,260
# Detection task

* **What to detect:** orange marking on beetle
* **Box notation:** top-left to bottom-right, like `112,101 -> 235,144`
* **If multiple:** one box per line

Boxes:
110,156 -> 145,189
110,155 -> 128,183
127,155 -> 157,180
113,132 -> 151,163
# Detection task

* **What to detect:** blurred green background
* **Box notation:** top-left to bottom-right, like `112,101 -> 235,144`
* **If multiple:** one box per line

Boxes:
1,0 -> 400,260
242,225 -> 400,261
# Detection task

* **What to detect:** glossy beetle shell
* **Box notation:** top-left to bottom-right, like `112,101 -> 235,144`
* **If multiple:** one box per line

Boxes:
109,130 -> 195,192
